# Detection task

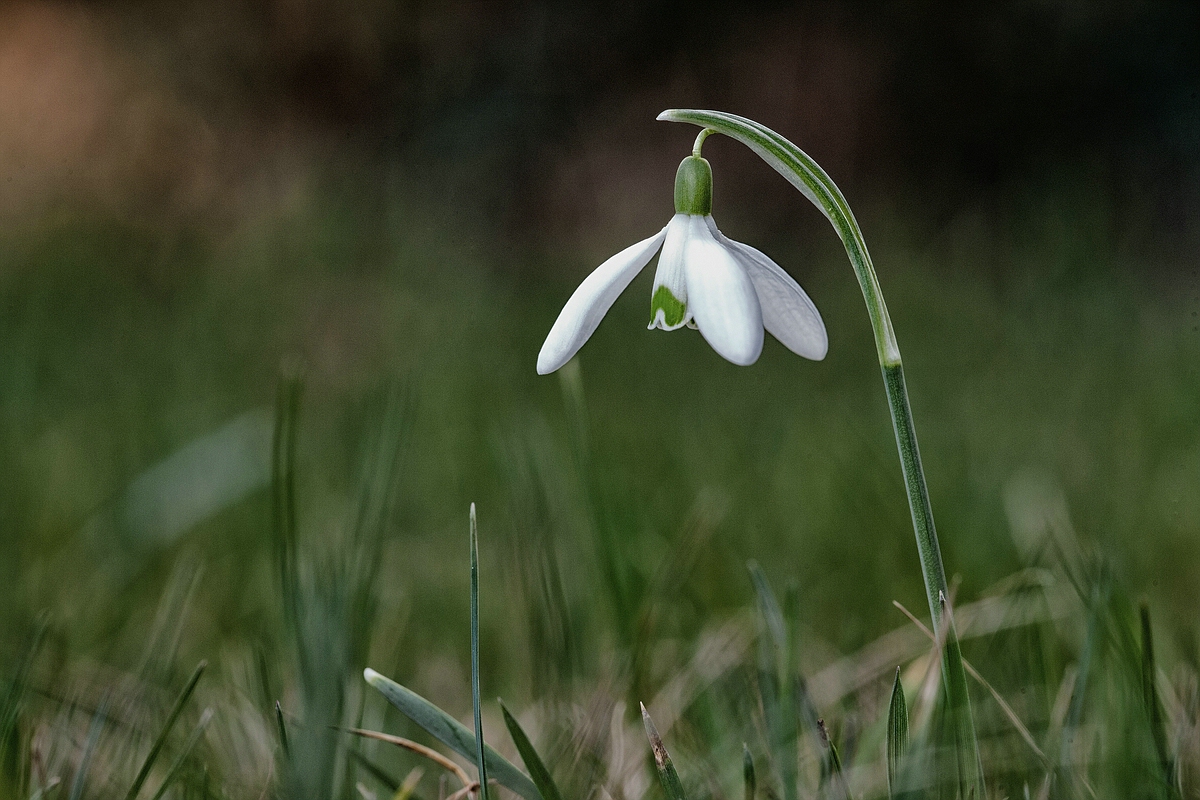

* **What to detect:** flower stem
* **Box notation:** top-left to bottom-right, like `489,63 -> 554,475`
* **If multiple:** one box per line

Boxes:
658,109 -> 985,797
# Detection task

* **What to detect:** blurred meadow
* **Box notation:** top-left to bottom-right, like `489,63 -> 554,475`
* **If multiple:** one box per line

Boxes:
2,2 -> 1199,799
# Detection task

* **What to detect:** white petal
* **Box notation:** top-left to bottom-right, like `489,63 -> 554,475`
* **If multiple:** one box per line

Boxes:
537,225 -> 668,374
648,214 -> 693,330
706,218 -> 828,360
684,222 -> 763,366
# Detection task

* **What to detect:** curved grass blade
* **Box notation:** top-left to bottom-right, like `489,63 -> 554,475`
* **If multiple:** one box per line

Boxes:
148,708 -> 213,800
470,504 -> 489,800
500,701 -> 563,800
363,670 -> 541,800
345,728 -> 470,787
640,704 -> 686,800
125,660 -> 207,800
886,668 -> 908,799
743,745 -> 755,800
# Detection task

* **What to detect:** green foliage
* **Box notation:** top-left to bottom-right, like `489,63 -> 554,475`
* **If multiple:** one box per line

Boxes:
641,704 -> 688,800
500,702 -> 565,800
742,745 -> 755,800
885,668 -> 908,798
470,505 -> 490,800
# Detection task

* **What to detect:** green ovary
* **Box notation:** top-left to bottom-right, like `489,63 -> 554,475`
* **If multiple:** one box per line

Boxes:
650,285 -> 687,327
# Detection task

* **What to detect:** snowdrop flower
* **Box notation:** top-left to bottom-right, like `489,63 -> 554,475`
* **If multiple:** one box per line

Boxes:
537,147 -> 827,374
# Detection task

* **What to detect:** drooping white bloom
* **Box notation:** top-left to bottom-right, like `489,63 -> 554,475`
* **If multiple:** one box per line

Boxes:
537,154 -> 827,375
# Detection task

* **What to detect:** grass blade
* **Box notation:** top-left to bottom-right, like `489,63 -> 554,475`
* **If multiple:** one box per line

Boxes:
271,371 -> 303,644
886,668 -> 908,798
818,719 -> 852,800
148,708 -> 213,800
499,701 -> 563,800
1140,604 -> 1173,790
748,562 -> 786,664
275,700 -> 290,759
125,660 -> 207,800
470,504 -> 489,800
0,613 -> 47,783
640,703 -> 687,800
363,670 -> 541,800
748,562 -> 798,800
743,744 -> 755,800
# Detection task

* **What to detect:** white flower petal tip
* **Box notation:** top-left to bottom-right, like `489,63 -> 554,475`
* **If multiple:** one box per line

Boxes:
706,219 -> 828,361
536,226 -> 668,374
684,226 -> 764,366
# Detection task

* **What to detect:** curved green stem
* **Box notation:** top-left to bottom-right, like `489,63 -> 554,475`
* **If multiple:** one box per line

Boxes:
658,109 -> 984,797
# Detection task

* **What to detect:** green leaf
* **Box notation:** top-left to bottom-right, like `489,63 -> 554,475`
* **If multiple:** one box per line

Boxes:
817,719 -> 851,800
500,701 -> 564,800
1140,604 -> 1173,790
363,669 -> 542,800
748,562 -> 798,800
271,370 -> 304,646
275,701 -> 290,760
742,745 -> 755,800
470,504 -> 490,800
0,613 -> 47,782
748,562 -> 786,664
886,668 -> 908,799
148,709 -> 213,800
641,704 -> 687,800
125,660 -> 207,800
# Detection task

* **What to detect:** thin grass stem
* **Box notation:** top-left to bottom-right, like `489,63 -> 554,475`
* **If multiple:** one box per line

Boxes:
124,660 -> 207,800
470,504 -> 489,800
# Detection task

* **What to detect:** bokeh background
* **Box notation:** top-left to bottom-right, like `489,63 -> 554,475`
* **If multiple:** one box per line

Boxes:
1,0 -> 1198,791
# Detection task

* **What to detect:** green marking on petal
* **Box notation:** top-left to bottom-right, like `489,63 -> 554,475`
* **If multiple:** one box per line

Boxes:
650,285 -> 687,328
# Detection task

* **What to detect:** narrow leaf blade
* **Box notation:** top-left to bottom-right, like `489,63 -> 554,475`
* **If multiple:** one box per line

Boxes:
470,504 -> 489,800
125,661 -> 207,800
500,701 -> 564,800
1140,604 -> 1173,787
147,709 -> 213,800
886,668 -> 908,798
641,704 -> 687,800
742,744 -> 755,800
275,700 -> 290,759
363,669 -> 542,800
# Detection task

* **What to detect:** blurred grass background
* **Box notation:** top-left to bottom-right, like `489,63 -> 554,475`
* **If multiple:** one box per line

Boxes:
1,2 -> 1199,798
